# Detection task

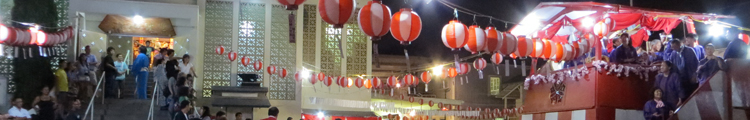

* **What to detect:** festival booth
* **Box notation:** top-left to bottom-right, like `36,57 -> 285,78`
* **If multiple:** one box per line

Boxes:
510,2 -> 734,120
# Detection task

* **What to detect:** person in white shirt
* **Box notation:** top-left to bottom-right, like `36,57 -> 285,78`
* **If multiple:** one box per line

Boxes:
178,54 -> 196,77
8,97 -> 31,120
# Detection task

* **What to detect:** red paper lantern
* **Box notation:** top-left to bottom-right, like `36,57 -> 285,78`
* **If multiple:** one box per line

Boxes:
309,74 -> 318,85
294,72 -> 302,83
563,43 -> 575,61
463,25 -> 486,54
372,77 -> 381,88
541,39 -> 553,59
420,71 -> 431,84
551,42 -> 564,61
499,32 -> 518,55
446,67 -> 458,78
408,97 -> 415,103
277,0 -> 305,10
418,99 -> 424,105
240,56 -> 251,66
318,0 -> 356,28
428,100 -> 434,107
391,8 -> 421,44
594,17 -> 615,38
215,45 -> 225,55
441,20 -> 469,50
740,33 -> 750,45
484,27 -> 502,53
403,74 -> 416,86
266,65 -> 277,75
0,24 -> 15,44
323,76 -> 333,86
458,63 -> 470,75
316,73 -> 326,82
437,102 -> 444,109
387,76 -> 399,87
227,51 -> 237,61
514,36 -> 532,58
279,68 -> 288,78
364,78 -> 372,89
358,1 -> 391,39
473,58 -> 487,71
35,31 -> 46,46
253,60 -> 263,71
491,53 -> 502,65
354,77 -> 364,88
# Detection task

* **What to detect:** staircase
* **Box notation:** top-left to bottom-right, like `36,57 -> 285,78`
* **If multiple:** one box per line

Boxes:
670,59 -> 750,120
120,72 -> 156,98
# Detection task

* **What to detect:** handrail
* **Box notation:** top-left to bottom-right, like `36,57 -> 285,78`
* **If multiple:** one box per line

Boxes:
147,78 -> 159,120
83,72 -> 106,120
668,70 -> 723,120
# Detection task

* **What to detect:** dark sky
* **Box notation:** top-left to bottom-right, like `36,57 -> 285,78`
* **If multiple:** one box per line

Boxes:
374,0 -> 750,60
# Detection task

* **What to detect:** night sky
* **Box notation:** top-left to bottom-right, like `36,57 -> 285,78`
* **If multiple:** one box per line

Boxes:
373,0 -> 750,61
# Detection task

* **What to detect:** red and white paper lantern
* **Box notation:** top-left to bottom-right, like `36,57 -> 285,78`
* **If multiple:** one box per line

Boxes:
215,45 -> 225,55
420,71 -> 431,91
514,36 -> 533,58
240,56 -> 251,66
227,51 -> 237,61
358,0 -> 391,40
277,0 -> 305,10
371,77 -> 381,88
316,73 -> 326,82
403,74 -> 416,87
484,27 -> 503,53
253,60 -> 263,71
279,68 -> 288,78
441,20 -> 469,50
463,25 -> 486,54
391,8 -> 421,44
354,77 -> 364,88
266,65 -> 277,75
318,0 -> 356,28
473,58 -> 487,79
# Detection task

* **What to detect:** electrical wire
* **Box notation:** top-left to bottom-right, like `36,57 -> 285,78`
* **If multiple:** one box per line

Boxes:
435,0 -> 518,25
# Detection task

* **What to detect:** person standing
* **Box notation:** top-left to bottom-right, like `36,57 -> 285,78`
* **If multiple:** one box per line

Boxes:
77,54 -> 94,100
696,44 -> 726,84
83,46 -> 99,87
724,30 -> 749,59
32,86 -> 56,120
261,107 -> 278,120
178,54 -> 196,77
610,33 -> 638,64
102,47 -> 118,98
114,54 -> 129,99
8,97 -> 31,120
133,47 -> 151,99
654,61 -> 684,108
199,106 -> 212,120
54,60 -> 69,97
685,34 -> 705,60
643,88 -> 673,120
668,40 -> 699,94
153,49 -> 169,109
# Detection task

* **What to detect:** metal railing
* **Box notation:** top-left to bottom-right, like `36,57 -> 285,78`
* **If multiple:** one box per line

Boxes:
147,79 -> 159,120
83,72 -> 106,120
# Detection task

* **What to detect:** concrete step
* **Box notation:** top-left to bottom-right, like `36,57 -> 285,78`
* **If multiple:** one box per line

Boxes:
91,99 -> 172,120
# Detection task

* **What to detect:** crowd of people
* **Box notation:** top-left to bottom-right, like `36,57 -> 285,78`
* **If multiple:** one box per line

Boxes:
594,30 -> 747,120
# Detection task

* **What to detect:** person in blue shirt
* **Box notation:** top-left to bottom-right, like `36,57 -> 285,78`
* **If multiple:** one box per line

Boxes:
643,88 -> 674,120
696,44 -> 725,84
610,33 -> 638,64
724,29 -> 749,60
132,47 -> 150,99
668,40 -> 699,96
114,54 -> 128,99
685,34 -> 705,60
654,61 -> 684,108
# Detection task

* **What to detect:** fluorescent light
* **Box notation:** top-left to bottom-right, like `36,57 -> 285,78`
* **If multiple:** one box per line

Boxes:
300,68 -> 311,79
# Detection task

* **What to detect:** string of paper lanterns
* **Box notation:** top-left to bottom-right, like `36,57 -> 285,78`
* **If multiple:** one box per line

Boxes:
0,24 -> 74,46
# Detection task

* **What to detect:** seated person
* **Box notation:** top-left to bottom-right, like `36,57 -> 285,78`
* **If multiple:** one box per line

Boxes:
8,97 -> 31,120
696,43 -> 726,84
610,33 -> 638,64
643,88 -> 674,120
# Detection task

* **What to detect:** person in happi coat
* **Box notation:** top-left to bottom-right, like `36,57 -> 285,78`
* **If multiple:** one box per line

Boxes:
724,30 -> 749,60
654,61 -> 684,108
696,44 -> 726,84
685,34 -> 705,60
132,47 -> 151,99
668,40 -> 699,94
644,88 -> 674,120
610,33 -> 639,64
